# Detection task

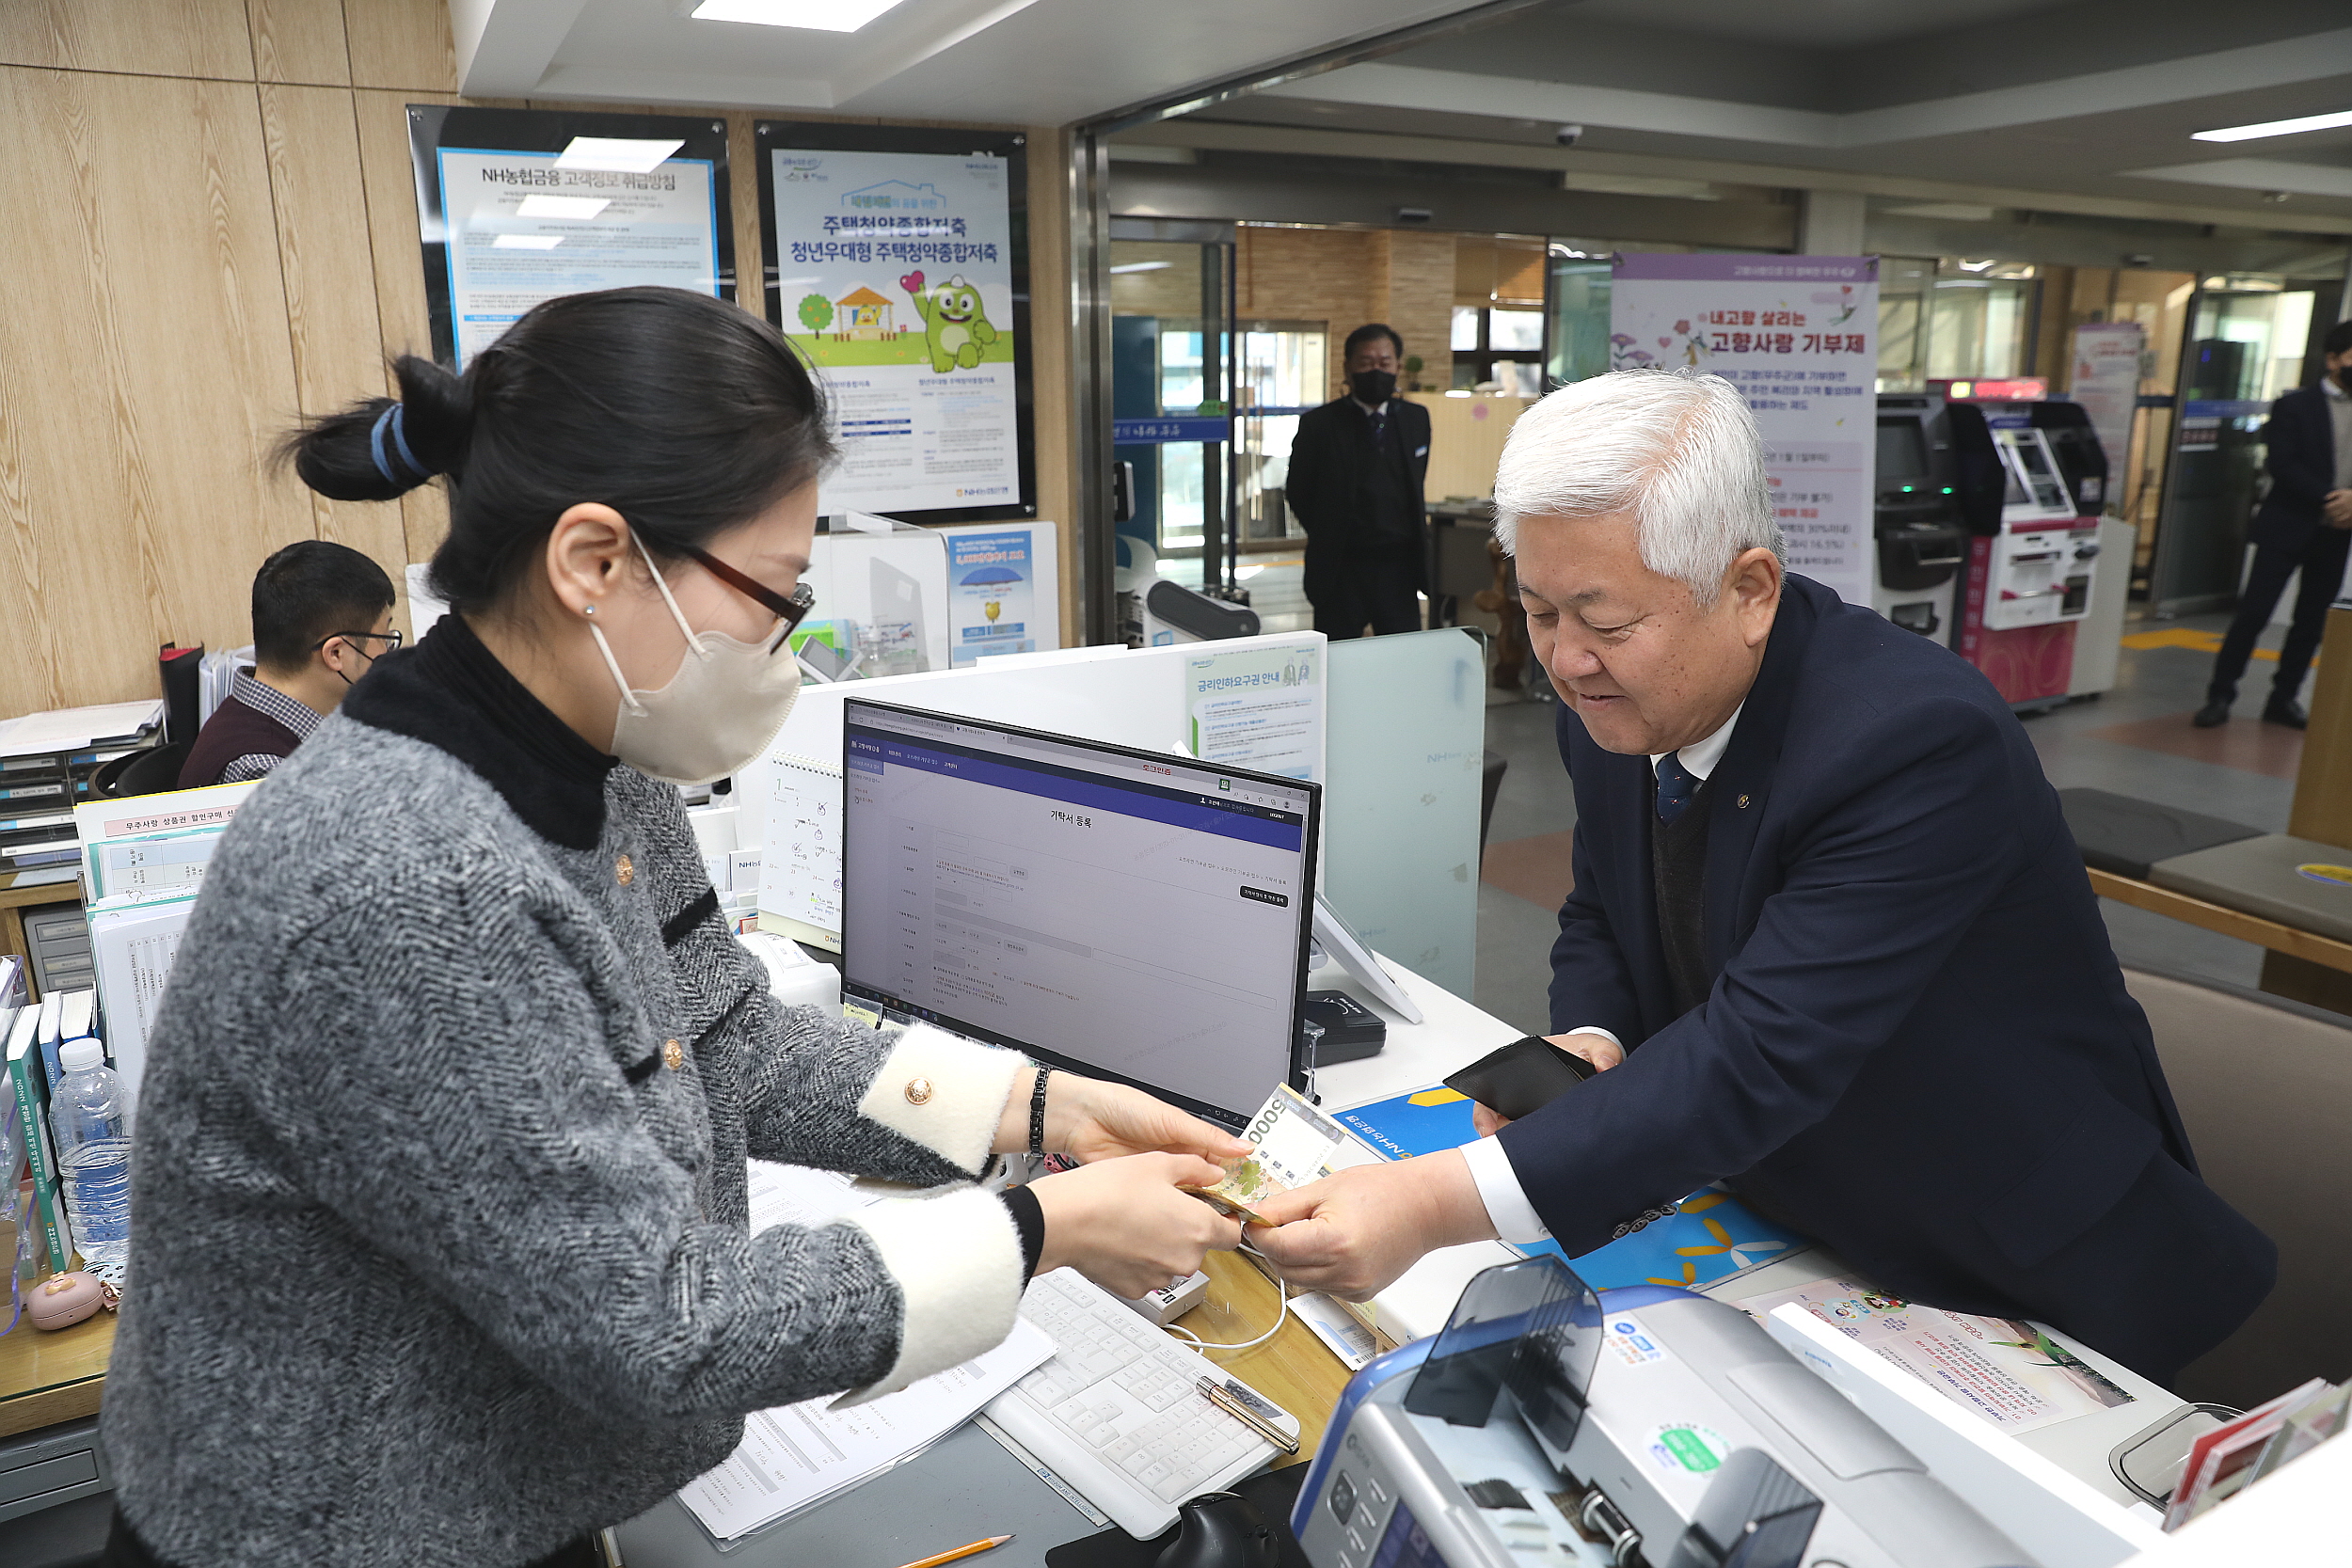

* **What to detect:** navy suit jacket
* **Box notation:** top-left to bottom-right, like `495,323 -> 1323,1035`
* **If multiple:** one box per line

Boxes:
1498,576 -> 2273,1376
2249,384 -> 2342,553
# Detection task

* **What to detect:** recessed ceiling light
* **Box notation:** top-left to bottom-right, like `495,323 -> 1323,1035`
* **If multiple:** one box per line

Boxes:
516,195 -> 612,220
2192,107 -> 2352,143
494,234 -> 565,249
691,0 -> 909,30
1108,261 -> 1172,274
555,137 -> 682,173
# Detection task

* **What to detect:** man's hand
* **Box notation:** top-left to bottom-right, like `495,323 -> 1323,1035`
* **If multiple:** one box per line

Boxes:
1248,1149 -> 1496,1302
2324,488 -> 2352,529
1468,1032 -> 1625,1137
997,1069 -> 1251,1165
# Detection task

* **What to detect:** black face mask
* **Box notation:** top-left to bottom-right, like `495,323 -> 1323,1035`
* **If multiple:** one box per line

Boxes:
2337,362 -> 2352,392
1349,368 -> 1397,405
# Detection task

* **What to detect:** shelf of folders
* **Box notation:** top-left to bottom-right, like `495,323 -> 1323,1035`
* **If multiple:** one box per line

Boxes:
72,780 -> 259,1099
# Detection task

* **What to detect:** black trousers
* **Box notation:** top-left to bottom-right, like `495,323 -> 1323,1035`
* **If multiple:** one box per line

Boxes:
1310,546 -> 1422,640
2208,524 -> 2352,705
104,1511 -> 602,1568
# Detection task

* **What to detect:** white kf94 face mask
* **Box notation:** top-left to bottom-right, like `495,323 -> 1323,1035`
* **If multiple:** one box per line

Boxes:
587,532 -> 803,786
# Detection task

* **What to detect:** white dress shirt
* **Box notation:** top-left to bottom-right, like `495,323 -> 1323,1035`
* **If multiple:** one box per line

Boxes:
1458,703 -> 1745,1243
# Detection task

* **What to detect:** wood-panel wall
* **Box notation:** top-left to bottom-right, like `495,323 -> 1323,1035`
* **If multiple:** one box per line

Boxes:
0,0 -> 1077,716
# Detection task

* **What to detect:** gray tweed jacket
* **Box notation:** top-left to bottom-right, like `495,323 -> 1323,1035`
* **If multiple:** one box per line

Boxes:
102,626 -> 1028,1568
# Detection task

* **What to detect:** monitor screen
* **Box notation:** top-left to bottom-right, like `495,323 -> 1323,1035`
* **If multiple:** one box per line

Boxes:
840,699 -> 1320,1128
1875,418 -> 1929,484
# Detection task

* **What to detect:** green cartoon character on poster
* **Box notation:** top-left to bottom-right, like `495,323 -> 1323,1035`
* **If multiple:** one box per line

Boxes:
899,270 -> 997,372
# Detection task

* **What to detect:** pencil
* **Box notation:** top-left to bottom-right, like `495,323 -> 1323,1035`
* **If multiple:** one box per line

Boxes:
890,1534 -> 1014,1568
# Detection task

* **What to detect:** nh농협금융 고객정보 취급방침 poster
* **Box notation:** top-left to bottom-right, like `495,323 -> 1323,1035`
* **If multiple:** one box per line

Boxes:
768,146 -> 1021,516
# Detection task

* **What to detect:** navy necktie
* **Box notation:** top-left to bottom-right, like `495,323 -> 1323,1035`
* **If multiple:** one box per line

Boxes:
1368,406 -> 1387,449
1656,752 -> 1698,825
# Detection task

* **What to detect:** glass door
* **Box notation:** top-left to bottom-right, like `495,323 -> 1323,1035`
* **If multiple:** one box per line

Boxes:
1109,238 -> 1234,605
2151,281 -> 2324,613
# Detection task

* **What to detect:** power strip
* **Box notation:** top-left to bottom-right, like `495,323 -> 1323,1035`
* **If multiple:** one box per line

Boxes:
1116,1270 -> 1211,1326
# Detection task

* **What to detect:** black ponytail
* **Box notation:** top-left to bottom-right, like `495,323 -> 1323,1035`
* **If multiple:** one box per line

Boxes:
277,287 -> 834,614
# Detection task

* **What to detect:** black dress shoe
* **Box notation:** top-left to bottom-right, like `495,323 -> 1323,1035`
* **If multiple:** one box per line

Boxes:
2263,699 -> 2308,729
2192,700 -> 2233,728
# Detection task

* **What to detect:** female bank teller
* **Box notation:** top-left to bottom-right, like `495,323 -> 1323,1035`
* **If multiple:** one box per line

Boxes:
99,287 -> 1247,1568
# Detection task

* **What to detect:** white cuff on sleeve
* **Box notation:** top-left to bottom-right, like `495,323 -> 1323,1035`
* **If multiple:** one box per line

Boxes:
1459,1134 -> 1550,1244
855,1022 -> 1025,1179
1564,1024 -> 1622,1051
837,1187 -> 1025,1403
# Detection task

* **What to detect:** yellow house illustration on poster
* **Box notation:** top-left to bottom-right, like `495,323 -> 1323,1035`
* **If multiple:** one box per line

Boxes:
835,285 -> 896,340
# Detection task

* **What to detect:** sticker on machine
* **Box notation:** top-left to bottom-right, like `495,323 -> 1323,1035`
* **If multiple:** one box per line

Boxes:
1603,1314 -> 1672,1368
1646,1422 -> 1731,1476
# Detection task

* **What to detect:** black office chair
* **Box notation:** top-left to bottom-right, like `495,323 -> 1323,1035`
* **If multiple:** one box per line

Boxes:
96,743 -> 191,799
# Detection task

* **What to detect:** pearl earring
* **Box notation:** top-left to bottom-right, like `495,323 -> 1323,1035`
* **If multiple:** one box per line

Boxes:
582,604 -> 595,615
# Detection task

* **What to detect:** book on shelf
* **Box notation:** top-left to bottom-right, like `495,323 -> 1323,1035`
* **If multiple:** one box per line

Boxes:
5,1005 -> 75,1275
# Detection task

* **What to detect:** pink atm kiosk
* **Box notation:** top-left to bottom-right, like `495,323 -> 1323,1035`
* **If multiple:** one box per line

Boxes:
1930,378 -> 2109,711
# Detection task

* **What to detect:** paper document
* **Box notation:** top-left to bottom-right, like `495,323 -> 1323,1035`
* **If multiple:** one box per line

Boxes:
1732,1276 -> 2135,1434
1183,645 -> 1321,782
745,1160 -> 880,1234
755,753 -> 844,947
676,1319 -> 1055,1543
0,700 -> 165,758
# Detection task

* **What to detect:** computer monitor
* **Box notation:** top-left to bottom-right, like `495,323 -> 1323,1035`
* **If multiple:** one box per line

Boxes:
839,698 -> 1322,1129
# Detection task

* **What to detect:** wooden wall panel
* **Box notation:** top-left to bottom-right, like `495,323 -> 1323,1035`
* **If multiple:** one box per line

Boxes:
342,0 -> 454,92
260,82 -> 410,620
1372,230 -> 1455,394
0,0 -> 254,79
352,88 -> 457,570
0,69 -> 310,713
248,0 -> 350,86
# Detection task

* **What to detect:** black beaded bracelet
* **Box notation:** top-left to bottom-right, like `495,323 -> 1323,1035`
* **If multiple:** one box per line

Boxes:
1028,1066 -> 1051,1158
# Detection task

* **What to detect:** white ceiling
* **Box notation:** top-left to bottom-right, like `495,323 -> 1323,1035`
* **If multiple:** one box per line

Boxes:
451,0 -> 1502,124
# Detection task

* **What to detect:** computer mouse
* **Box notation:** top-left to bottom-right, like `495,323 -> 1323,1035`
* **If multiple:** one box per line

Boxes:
1155,1492 -> 1280,1568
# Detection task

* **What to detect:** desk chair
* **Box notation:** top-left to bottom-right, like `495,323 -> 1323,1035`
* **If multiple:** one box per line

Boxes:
93,743 -> 189,799
2126,966 -> 2352,1409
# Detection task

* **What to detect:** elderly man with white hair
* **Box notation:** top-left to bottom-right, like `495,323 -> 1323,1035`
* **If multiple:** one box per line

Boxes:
1254,369 -> 2272,1384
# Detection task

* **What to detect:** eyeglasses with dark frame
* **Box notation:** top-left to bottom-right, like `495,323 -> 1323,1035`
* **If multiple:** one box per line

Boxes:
312,629 -> 404,657
674,544 -> 817,655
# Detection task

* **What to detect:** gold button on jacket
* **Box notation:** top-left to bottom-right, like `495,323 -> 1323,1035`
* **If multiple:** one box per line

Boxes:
661,1038 -> 684,1071
903,1076 -> 933,1105
615,853 -> 635,886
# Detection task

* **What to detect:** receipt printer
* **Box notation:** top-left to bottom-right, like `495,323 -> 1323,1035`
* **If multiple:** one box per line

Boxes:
1291,1257 -> 2035,1568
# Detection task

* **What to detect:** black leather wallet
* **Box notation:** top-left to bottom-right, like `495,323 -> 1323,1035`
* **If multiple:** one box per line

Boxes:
1442,1035 -> 1597,1121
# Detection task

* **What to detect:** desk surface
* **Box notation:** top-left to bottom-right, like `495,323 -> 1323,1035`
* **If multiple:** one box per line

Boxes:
0,1299 -> 114,1438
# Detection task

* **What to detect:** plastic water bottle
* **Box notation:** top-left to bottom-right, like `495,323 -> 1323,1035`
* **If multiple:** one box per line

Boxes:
49,1037 -> 133,1282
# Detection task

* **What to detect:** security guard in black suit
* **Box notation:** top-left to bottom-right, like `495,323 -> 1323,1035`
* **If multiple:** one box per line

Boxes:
1284,324 -> 1433,639
2196,317 -> 2352,729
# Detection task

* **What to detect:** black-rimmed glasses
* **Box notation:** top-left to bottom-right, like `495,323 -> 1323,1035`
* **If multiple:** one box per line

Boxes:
678,545 -> 817,655
313,629 -> 404,656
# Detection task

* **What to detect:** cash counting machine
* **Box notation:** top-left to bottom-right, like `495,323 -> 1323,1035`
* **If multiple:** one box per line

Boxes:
1293,1259 -> 2033,1568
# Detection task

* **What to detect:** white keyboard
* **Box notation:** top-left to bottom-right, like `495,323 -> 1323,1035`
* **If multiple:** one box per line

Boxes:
982,1267 -> 1299,1538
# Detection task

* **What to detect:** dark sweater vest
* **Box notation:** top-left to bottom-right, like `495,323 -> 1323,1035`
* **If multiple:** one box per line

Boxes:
178,694 -> 305,790
1651,776 -> 1714,1018
1361,408 -> 1422,550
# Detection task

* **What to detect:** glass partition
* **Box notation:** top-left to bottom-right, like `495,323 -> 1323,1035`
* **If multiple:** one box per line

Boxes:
1324,627 -> 1486,998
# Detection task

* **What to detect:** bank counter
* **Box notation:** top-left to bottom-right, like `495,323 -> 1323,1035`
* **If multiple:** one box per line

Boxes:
1,946 -> 2324,1566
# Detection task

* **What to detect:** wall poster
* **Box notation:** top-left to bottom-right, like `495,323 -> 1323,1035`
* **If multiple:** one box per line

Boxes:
755,122 -> 1034,524
406,107 -> 733,371
1610,255 -> 1879,606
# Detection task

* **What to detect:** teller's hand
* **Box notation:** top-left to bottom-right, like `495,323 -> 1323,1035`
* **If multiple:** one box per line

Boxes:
1030,1153 -> 1244,1299
997,1068 -> 1251,1165
1468,1032 -> 1625,1137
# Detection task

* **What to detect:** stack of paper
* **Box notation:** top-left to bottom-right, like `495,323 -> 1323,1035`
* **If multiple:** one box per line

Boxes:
675,1160 -> 1054,1543
0,701 -> 166,853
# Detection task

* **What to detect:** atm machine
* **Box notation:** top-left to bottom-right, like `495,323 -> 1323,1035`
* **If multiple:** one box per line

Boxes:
1871,397 -> 1995,641
1926,381 -> 2110,711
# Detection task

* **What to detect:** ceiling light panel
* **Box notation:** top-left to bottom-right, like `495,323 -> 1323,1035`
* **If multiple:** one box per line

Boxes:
690,0 -> 909,30
2193,108 -> 2352,143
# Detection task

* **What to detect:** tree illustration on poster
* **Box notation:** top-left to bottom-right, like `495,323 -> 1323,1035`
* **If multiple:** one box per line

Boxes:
755,121 -> 1034,525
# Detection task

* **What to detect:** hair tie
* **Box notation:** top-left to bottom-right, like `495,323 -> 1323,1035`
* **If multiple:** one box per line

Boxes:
369,404 -> 431,487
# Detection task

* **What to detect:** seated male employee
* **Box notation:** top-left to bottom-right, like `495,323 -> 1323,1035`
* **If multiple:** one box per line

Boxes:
179,540 -> 397,789
1254,369 -> 2274,1384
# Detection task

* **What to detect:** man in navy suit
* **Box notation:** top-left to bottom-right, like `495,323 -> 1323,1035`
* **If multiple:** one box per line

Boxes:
2195,319 -> 2352,729
1256,370 -> 2273,1383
